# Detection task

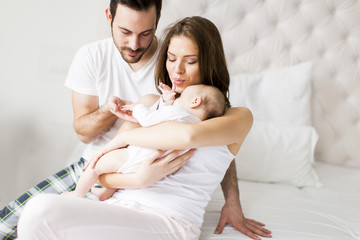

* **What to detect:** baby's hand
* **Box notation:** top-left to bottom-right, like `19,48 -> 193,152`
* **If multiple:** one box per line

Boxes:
107,96 -> 133,115
118,104 -> 139,124
159,82 -> 176,104
121,104 -> 135,112
108,100 -> 138,124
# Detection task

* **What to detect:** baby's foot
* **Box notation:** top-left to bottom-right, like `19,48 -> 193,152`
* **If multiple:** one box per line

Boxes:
91,186 -> 114,201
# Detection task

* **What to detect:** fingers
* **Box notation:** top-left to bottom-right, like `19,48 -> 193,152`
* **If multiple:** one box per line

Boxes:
143,150 -> 167,165
88,159 -> 97,169
83,160 -> 90,170
214,216 -> 227,234
233,219 -> 272,240
245,220 -> 272,238
159,82 -> 173,94
247,219 -> 266,227
166,149 -> 195,173
158,83 -> 166,94
120,105 -> 132,111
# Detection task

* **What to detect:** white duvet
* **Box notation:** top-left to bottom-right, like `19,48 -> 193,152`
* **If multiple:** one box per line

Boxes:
200,162 -> 360,240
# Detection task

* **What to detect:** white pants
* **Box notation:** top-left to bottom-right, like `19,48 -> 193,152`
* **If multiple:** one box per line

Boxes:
17,194 -> 200,240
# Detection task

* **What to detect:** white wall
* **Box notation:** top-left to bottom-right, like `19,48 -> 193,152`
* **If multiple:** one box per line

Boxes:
0,0 -> 110,207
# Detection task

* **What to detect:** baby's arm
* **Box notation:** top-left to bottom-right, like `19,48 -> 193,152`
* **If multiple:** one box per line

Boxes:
124,103 -> 184,127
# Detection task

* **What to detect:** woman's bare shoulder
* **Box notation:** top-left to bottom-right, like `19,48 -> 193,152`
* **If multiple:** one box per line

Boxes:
225,107 -> 253,155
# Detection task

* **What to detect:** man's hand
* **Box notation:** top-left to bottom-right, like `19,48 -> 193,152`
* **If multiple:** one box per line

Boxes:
215,200 -> 272,240
107,96 -> 137,122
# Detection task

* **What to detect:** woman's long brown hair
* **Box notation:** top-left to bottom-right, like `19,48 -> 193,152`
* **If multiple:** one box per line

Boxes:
155,16 -> 231,107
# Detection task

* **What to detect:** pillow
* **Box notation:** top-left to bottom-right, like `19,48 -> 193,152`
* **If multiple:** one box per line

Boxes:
236,121 -> 321,187
229,62 -> 312,126
229,62 -> 322,187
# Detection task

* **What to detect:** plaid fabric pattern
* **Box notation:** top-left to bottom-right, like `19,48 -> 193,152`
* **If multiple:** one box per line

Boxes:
0,158 -> 86,240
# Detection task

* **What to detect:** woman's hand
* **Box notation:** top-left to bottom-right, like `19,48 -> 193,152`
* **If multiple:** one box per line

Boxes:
84,150 -> 106,170
84,134 -> 128,170
98,149 -> 196,189
133,149 -> 196,188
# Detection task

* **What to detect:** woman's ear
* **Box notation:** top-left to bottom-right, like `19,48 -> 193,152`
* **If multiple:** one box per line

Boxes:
191,97 -> 202,108
105,8 -> 112,26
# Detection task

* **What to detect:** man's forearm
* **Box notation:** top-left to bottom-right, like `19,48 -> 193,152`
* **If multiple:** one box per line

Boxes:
221,159 -> 240,202
74,104 -> 118,143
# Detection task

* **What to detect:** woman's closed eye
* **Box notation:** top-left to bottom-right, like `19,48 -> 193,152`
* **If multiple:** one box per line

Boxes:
186,60 -> 197,64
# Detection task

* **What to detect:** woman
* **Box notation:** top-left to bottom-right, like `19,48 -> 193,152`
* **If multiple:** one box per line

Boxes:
17,16 -> 271,240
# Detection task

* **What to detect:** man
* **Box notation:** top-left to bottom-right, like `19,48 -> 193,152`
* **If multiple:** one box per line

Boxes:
0,1 -> 270,239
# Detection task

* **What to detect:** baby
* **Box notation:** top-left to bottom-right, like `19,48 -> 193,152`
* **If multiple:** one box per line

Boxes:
64,83 -> 226,200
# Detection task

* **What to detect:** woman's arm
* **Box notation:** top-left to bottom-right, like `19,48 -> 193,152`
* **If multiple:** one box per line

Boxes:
97,93 -> 196,188
117,107 -> 253,151
98,149 -> 195,189
113,106 -> 263,238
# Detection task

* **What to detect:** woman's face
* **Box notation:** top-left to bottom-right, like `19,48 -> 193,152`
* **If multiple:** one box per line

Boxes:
166,35 -> 202,93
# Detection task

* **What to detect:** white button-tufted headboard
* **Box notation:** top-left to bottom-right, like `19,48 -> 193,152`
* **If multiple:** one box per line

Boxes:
157,0 -> 360,168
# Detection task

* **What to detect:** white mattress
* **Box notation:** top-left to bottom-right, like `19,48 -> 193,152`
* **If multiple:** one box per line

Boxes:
200,163 -> 360,240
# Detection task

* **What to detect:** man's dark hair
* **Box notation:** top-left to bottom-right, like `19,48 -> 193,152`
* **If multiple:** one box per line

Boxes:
109,0 -> 162,25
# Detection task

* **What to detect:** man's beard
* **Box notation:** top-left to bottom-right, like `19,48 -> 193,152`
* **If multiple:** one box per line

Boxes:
119,46 -> 146,63
112,31 -> 154,64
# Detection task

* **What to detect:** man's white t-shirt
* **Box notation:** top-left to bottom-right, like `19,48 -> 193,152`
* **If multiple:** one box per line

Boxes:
65,38 -> 159,160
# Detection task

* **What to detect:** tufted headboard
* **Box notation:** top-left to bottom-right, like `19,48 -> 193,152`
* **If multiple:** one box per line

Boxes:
157,0 -> 360,168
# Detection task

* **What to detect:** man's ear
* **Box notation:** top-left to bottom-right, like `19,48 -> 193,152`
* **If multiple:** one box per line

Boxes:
191,97 -> 202,108
105,8 -> 112,26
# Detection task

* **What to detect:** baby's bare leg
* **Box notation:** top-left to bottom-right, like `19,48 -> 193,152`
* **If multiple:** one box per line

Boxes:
64,149 -> 129,198
90,149 -> 129,200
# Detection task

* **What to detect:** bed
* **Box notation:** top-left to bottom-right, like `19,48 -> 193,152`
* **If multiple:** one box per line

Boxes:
156,0 -> 360,239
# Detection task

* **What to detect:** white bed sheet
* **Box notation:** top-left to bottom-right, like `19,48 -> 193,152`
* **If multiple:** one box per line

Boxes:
200,162 -> 360,240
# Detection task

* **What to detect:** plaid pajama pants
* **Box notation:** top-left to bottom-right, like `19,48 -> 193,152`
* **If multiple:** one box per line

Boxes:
0,158 -> 86,240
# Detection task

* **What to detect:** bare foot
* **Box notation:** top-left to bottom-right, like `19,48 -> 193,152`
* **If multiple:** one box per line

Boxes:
91,186 -> 114,201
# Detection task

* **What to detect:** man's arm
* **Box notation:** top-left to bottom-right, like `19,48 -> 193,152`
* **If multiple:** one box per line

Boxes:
72,92 -> 123,143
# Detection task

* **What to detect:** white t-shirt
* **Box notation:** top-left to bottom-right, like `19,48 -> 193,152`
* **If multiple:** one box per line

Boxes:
119,103 -> 200,173
65,38 -> 159,160
108,144 -> 235,228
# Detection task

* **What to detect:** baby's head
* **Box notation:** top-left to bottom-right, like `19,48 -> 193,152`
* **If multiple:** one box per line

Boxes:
173,84 -> 226,120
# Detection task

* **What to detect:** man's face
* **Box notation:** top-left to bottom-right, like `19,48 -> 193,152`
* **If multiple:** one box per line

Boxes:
109,4 -> 157,63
